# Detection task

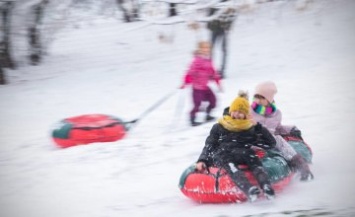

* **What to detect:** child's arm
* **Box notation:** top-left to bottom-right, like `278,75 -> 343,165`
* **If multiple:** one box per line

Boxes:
215,75 -> 223,92
180,59 -> 196,89
254,123 -> 276,150
276,124 -> 295,135
273,110 -> 297,135
180,73 -> 192,89
210,63 -> 223,91
197,124 -> 220,167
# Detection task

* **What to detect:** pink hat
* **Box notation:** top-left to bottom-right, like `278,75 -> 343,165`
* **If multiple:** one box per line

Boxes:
254,81 -> 278,103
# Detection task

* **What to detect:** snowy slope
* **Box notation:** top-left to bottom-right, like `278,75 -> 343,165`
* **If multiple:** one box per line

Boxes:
1,0 -> 355,216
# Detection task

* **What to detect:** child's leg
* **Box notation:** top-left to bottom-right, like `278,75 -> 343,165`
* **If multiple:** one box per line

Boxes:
215,150 -> 260,201
210,30 -> 219,60
249,166 -> 274,199
275,135 -> 313,181
241,149 -> 275,199
241,149 -> 271,187
223,162 -> 261,202
190,89 -> 203,123
220,31 -> 227,76
274,135 -> 298,161
289,154 -> 314,181
205,88 -> 216,115
251,166 -> 271,187
225,162 -> 253,193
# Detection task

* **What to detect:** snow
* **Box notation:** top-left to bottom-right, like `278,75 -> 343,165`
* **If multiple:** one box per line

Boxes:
1,0 -> 355,216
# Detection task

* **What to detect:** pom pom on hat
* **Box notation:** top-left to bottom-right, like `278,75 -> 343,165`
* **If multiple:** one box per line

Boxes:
254,81 -> 278,103
229,90 -> 250,115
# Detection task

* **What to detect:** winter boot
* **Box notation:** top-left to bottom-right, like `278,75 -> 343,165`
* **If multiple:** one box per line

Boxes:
190,116 -> 202,127
252,166 -> 275,200
247,186 -> 261,202
228,166 -> 260,202
290,154 -> 314,181
205,114 -> 215,122
262,184 -> 275,200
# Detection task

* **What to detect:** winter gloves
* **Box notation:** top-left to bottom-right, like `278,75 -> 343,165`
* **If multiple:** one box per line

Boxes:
290,127 -> 303,140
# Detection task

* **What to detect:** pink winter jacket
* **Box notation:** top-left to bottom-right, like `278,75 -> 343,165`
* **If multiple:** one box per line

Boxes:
183,55 -> 220,90
251,109 -> 294,135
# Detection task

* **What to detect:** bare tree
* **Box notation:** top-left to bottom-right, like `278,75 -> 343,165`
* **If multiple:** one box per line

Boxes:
116,0 -> 139,22
0,63 -> 6,84
0,1 -> 15,69
28,0 -> 48,65
169,3 -> 177,17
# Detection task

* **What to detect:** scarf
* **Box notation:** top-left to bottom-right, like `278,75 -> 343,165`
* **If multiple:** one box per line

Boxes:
251,101 -> 277,116
218,115 -> 253,132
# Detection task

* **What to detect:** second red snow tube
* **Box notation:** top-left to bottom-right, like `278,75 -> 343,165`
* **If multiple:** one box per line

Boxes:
52,114 -> 127,148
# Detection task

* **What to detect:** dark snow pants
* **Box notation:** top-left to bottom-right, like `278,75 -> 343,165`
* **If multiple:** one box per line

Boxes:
211,30 -> 228,77
214,148 -> 271,194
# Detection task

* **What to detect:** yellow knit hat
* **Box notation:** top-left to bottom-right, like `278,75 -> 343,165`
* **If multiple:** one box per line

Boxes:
229,91 -> 250,115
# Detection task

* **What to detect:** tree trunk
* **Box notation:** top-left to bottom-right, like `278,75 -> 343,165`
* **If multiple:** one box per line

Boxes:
116,0 -> 131,22
169,3 -> 177,17
0,63 -> 6,84
116,0 -> 139,22
0,1 -> 15,69
131,0 -> 139,20
28,0 -> 49,65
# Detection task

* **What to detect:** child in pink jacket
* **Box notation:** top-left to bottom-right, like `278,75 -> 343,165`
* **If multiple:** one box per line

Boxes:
181,41 -> 222,126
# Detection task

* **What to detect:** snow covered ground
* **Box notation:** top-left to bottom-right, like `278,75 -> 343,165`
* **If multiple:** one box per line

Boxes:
1,0 -> 355,216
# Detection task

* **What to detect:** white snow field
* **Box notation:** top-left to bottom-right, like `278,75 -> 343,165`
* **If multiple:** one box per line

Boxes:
0,0 -> 355,216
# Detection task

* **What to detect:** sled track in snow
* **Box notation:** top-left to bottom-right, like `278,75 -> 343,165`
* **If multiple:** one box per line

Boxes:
235,207 -> 355,217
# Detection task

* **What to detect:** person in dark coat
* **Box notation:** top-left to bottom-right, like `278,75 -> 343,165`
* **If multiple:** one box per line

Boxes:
207,0 -> 237,79
195,91 -> 276,202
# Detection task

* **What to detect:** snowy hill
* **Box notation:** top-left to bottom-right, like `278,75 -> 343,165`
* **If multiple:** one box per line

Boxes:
1,0 -> 355,216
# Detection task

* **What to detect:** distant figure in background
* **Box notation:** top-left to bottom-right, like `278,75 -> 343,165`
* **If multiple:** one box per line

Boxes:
207,0 -> 238,79
195,91 -> 276,202
180,41 -> 222,126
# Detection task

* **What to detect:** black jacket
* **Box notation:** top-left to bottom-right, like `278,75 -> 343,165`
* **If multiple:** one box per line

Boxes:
197,121 -> 276,167
207,6 -> 237,32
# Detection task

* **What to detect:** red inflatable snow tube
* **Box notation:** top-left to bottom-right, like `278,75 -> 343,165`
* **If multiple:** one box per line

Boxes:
179,136 -> 312,203
52,114 -> 127,148
179,166 -> 293,203
179,148 -> 295,204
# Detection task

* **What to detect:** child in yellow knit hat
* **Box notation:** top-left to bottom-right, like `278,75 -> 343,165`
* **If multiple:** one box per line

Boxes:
223,91 -> 253,131
195,91 -> 276,202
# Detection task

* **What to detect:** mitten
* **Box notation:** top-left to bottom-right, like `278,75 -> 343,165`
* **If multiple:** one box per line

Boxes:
254,122 -> 263,134
290,127 -> 303,140
254,123 -> 263,144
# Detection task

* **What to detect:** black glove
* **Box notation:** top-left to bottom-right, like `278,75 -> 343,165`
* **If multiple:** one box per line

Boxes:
253,123 -> 264,144
254,123 -> 262,133
290,127 -> 303,140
